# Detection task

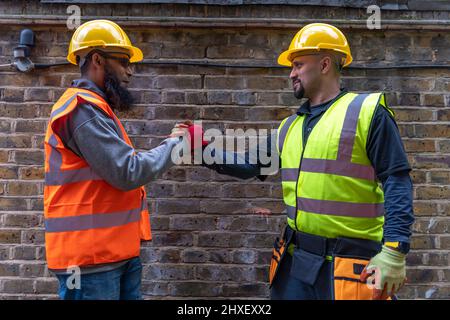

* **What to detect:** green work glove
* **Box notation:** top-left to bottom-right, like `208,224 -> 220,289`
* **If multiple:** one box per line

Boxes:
360,245 -> 407,300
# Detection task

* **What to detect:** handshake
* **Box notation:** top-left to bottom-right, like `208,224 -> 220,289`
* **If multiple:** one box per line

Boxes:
168,120 -> 209,152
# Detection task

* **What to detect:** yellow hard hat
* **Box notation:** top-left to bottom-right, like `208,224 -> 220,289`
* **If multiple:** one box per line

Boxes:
67,19 -> 143,65
278,23 -> 353,68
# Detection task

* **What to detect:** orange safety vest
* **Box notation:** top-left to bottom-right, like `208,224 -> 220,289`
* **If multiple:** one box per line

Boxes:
44,87 -> 151,271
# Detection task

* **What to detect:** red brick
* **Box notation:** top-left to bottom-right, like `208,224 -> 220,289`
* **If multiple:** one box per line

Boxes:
0,230 -> 21,244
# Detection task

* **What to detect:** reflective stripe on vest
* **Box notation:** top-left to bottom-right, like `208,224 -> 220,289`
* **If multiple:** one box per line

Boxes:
277,92 -> 387,241
50,92 -> 96,119
284,198 -> 383,219
278,114 -> 298,155
286,205 -> 296,220
45,165 -> 103,185
337,93 -> 369,161
45,206 -> 142,233
282,159 -> 376,182
46,133 -> 103,185
296,197 -> 384,218
44,88 -> 151,270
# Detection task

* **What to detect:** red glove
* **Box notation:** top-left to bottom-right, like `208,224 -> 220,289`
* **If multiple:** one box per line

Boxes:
187,124 -> 209,151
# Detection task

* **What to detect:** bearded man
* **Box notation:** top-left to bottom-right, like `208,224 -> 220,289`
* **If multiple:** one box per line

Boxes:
43,20 -> 186,300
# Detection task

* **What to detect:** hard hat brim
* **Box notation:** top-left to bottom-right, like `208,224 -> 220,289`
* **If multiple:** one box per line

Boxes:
277,47 -> 353,68
67,45 -> 144,65
129,45 -> 143,63
277,49 -> 295,67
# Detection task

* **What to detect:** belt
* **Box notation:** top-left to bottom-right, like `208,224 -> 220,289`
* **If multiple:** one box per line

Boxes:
285,227 -> 381,259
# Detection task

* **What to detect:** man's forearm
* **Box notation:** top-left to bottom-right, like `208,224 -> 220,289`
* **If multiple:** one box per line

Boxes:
201,132 -> 277,180
73,115 -> 181,191
125,137 -> 181,188
382,170 -> 415,244
202,149 -> 265,180
95,137 -> 181,191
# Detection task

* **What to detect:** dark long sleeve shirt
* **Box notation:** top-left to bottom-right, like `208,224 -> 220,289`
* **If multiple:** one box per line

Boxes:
204,90 -> 415,248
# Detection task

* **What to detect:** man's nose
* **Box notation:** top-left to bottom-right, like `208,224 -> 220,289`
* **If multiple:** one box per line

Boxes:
289,67 -> 297,80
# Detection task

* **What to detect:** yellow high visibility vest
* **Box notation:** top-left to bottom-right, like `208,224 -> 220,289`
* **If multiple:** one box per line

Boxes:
277,92 -> 394,242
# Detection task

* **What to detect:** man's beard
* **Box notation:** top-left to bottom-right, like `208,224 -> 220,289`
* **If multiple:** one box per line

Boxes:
294,85 -> 305,99
104,67 -> 134,112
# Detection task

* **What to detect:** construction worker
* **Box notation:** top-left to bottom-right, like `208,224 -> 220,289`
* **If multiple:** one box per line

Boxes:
43,20 -> 187,300
193,23 -> 415,300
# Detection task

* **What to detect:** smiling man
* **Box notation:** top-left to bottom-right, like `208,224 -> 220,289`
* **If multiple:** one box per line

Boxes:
196,23 -> 415,300
43,20 -> 186,300
268,23 -> 414,300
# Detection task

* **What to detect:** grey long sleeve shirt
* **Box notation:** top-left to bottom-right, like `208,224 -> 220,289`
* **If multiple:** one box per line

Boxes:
58,79 -> 180,191
52,78 -> 180,274
60,102 -> 179,191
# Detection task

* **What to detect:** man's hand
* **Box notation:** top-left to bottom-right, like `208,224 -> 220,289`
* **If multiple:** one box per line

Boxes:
360,245 -> 407,300
182,121 -> 209,151
169,122 -> 189,139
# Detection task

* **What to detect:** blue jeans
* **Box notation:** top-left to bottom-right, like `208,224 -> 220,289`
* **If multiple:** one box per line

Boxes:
55,257 -> 143,300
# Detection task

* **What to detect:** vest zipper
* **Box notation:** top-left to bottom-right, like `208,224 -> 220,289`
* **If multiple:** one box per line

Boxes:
293,145 -> 306,231
291,93 -> 347,231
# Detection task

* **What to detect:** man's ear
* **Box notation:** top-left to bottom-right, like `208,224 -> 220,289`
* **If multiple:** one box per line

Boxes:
320,55 -> 332,74
91,52 -> 105,69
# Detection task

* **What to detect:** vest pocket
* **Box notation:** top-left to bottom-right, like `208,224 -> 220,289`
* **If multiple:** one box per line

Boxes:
290,249 -> 325,286
333,256 -> 373,300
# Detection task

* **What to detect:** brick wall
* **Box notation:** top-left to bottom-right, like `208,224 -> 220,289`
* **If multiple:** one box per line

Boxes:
0,1 -> 449,299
